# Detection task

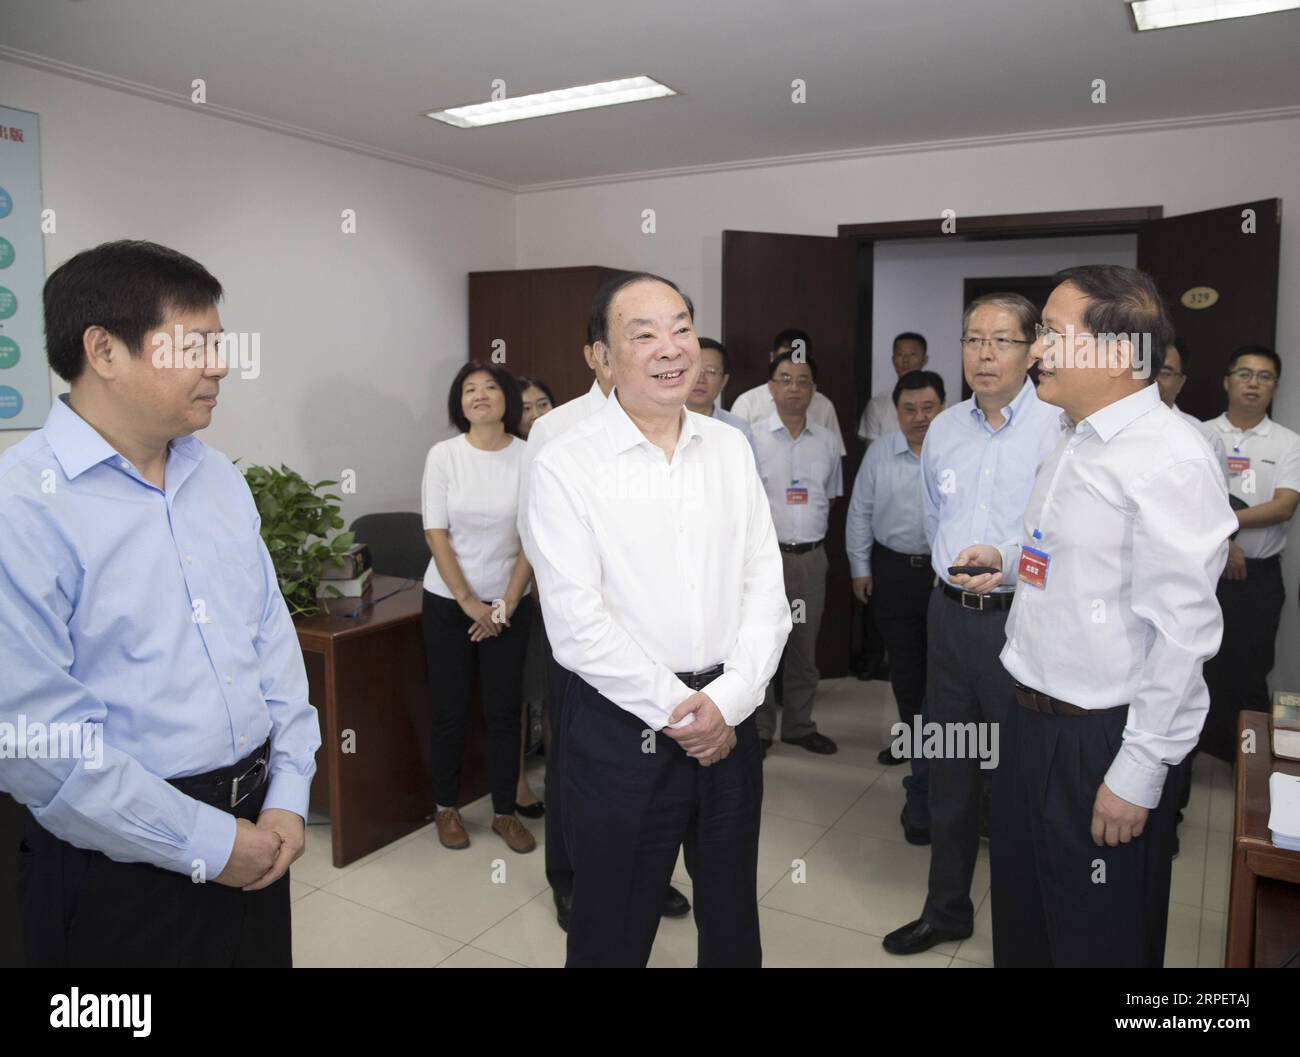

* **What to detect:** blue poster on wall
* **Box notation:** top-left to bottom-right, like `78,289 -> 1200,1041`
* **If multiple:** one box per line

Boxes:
0,105 -> 50,430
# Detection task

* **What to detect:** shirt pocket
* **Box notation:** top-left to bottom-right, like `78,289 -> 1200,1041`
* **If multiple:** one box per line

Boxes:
206,534 -> 267,632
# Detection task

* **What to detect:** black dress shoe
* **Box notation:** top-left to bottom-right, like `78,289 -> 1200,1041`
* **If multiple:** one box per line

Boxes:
554,892 -> 571,932
882,918 -> 970,956
515,800 -> 545,819
877,746 -> 906,766
662,886 -> 691,918
760,737 -> 772,759
782,732 -> 837,755
900,809 -> 930,846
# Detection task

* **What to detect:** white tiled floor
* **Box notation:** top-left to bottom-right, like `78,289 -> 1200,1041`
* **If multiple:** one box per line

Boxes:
291,677 -> 1232,968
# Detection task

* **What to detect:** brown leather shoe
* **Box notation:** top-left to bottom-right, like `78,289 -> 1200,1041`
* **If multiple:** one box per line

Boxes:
435,807 -> 469,849
491,814 -> 536,854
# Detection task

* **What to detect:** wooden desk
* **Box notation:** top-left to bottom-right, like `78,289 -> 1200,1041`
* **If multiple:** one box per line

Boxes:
1225,710 -> 1300,967
295,576 -> 487,867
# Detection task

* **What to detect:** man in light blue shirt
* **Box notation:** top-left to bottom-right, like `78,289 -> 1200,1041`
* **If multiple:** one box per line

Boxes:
883,293 -> 1062,957
846,370 -> 945,838
0,240 -> 320,967
751,351 -> 843,757
686,337 -> 756,452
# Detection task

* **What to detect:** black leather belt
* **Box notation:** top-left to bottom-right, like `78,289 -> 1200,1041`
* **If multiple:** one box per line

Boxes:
875,543 -> 931,569
939,580 -> 1013,612
675,664 -> 724,691
1015,683 -> 1123,718
779,539 -> 823,554
167,739 -> 271,810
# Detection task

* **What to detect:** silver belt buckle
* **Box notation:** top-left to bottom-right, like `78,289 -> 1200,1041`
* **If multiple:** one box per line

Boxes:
230,756 -> 267,809
909,555 -> 927,568
960,591 -> 984,612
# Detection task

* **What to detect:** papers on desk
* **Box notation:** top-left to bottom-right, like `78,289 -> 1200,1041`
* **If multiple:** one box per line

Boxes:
1269,771 -> 1300,851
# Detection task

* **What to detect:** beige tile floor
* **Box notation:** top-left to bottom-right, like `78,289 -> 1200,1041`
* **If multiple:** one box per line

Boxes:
290,677 -> 1232,968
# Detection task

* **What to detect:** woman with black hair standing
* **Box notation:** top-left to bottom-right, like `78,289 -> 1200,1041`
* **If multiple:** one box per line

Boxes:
421,360 -> 535,853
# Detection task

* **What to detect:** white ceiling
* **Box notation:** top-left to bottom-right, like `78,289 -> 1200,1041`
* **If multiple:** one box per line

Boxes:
2,0 -> 1298,189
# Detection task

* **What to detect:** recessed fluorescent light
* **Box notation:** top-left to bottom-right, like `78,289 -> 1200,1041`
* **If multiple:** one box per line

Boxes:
425,76 -> 677,128
1129,0 -> 1300,30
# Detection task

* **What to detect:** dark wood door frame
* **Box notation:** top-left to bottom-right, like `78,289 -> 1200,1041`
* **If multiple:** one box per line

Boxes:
839,205 -> 1162,243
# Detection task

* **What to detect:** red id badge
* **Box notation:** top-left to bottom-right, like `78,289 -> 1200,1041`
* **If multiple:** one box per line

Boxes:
1227,455 -> 1250,475
786,485 -> 809,505
1018,545 -> 1050,589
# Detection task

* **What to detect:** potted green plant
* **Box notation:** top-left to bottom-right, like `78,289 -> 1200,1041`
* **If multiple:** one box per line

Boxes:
240,463 -> 356,617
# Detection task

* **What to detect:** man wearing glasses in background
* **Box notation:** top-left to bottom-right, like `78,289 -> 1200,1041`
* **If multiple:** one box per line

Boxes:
884,293 -> 1061,956
751,350 -> 843,758
686,338 -> 756,452
1199,345 -> 1300,762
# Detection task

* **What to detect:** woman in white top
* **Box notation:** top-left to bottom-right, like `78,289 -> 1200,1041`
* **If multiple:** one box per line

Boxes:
422,361 -> 535,854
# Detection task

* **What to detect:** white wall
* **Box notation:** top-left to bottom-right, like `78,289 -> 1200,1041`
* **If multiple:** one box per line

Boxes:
0,60 -> 516,524
514,116 -> 1300,692
871,234 -> 1137,404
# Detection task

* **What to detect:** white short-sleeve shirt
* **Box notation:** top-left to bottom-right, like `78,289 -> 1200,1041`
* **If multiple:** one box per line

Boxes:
421,434 -> 526,600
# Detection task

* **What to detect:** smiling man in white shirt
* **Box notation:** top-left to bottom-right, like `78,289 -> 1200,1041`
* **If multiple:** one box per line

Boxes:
526,272 -> 792,967
954,264 -> 1235,967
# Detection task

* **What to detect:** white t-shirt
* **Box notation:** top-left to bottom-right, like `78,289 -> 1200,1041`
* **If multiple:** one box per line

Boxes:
421,433 -> 527,600
1206,413 -> 1300,559
859,388 -> 895,442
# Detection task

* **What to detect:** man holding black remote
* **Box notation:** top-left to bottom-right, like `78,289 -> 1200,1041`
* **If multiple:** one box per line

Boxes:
883,293 -> 1062,956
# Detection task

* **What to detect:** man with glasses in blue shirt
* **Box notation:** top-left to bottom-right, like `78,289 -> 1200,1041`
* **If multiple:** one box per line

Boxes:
883,293 -> 1062,956
0,241 -> 320,967
1200,345 -> 1300,761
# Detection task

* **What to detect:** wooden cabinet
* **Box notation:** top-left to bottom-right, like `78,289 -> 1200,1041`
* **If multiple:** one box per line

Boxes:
469,266 -> 628,403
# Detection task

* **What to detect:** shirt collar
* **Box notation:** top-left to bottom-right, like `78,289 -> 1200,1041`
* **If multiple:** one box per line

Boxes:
890,429 -> 911,456
1213,412 -> 1272,438
764,410 -> 817,438
44,394 -> 204,481
969,376 -> 1035,429
1076,383 -> 1161,443
602,389 -> 700,456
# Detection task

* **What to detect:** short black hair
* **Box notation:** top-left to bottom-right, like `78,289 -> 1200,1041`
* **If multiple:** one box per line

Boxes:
587,272 -> 693,348
43,240 -> 224,383
448,360 -> 523,436
1226,344 -> 1281,379
893,369 -> 946,406
517,375 -> 556,406
1052,264 -> 1172,381
893,332 -> 928,353
1166,340 -> 1190,371
697,337 -> 729,374
768,348 -> 819,382
772,328 -> 810,355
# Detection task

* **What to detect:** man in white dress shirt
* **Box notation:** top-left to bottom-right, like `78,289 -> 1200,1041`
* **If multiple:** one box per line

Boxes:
526,272 -> 792,967
517,321 -> 691,931
956,265 -> 1235,967
1200,344 -> 1300,762
858,332 -> 929,443
728,328 -> 847,456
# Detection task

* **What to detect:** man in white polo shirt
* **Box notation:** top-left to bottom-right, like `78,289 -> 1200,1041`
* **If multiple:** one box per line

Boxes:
1200,344 -> 1300,762
527,271 -> 791,967
729,328 -> 847,457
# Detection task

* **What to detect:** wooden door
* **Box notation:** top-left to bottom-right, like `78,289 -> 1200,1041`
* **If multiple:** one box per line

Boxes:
722,231 -> 861,678
1138,199 -> 1281,421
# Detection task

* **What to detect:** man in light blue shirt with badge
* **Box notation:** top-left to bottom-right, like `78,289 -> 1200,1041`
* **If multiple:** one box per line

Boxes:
883,293 -> 1062,956
0,240 -> 320,967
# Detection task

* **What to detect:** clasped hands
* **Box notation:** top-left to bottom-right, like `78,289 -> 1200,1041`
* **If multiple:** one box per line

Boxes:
459,593 -> 521,642
213,807 -> 305,890
662,692 -> 736,766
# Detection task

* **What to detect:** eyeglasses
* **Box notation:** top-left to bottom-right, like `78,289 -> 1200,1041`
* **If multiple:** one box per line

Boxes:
962,336 -> 1031,352
1228,367 -> 1278,385
696,366 -> 723,379
1156,366 -> 1184,379
1032,323 -> 1070,348
772,374 -> 814,389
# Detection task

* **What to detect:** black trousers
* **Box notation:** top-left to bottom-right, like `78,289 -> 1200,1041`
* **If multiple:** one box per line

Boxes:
1200,555 -> 1285,762
544,655 -> 575,898
423,590 -> 532,815
991,700 -> 1183,967
564,675 -> 763,967
18,770 -> 289,968
922,586 -> 1012,933
871,545 -> 933,825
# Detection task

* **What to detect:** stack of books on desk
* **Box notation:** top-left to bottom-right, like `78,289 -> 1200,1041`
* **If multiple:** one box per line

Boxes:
1273,691 -> 1300,762
1270,772 -> 1300,852
317,545 -> 374,616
